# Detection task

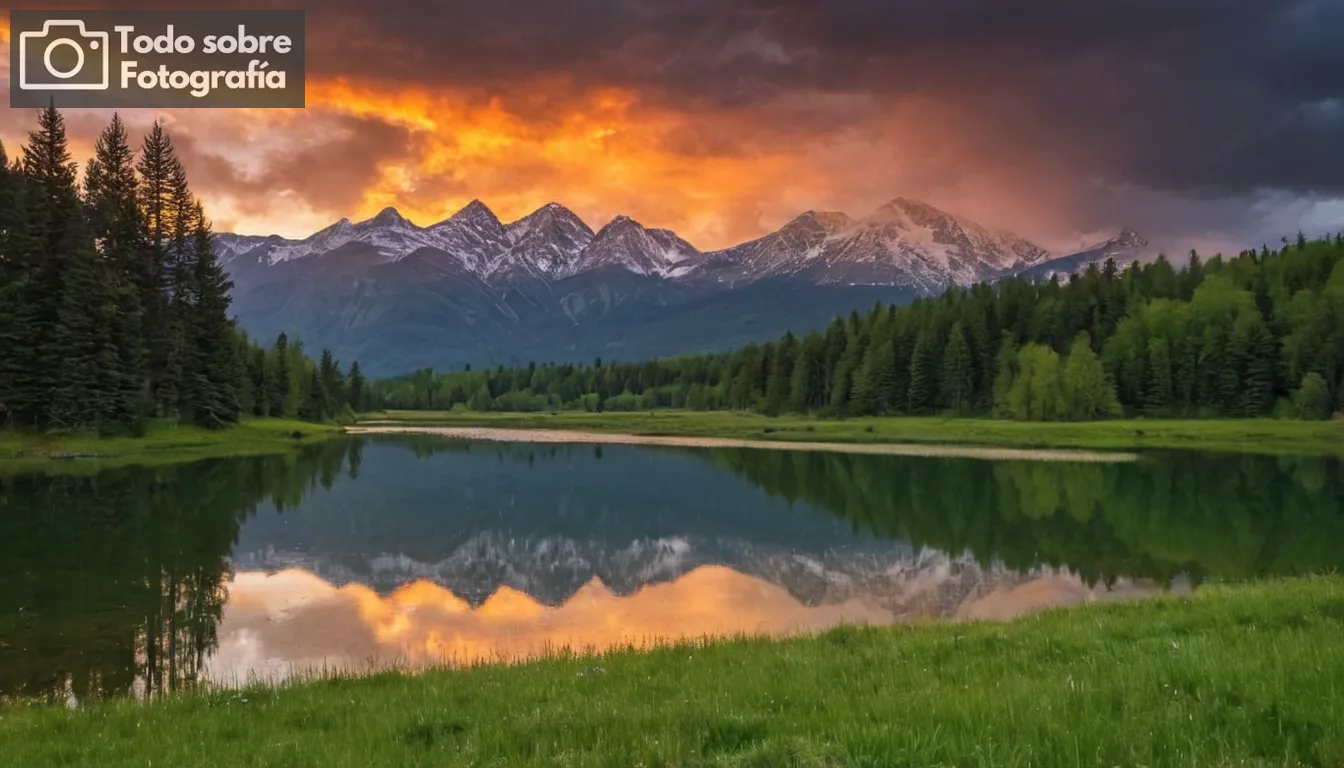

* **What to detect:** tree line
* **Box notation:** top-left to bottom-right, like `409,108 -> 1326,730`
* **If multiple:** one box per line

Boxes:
371,233 -> 1344,421
0,106 -> 365,434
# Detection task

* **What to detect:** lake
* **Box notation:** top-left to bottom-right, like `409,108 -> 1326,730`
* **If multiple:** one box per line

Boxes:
2,434 -> 1342,704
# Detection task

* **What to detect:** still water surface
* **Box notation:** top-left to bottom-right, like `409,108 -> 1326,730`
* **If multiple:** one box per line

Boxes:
2,434 -> 1342,703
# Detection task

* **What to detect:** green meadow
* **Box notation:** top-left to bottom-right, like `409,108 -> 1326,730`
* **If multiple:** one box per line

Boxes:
0,418 -> 342,475
3,578 -> 1342,767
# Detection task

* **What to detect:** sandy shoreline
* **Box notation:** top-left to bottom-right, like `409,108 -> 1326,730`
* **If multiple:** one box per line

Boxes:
345,425 -> 1140,463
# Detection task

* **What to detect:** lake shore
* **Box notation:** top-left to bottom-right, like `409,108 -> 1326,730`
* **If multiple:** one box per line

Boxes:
349,425 -> 1142,462
0,418 -> 343,475
4,576 -> 1341,767
358,410 -> 1344,456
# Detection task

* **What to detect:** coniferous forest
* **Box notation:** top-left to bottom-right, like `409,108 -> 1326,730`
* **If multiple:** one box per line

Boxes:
372,235 -> 1344,421
0,107 -> 365,435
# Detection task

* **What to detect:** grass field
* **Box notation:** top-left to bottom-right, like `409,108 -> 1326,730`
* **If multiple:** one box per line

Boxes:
0,418 -> 343,475
361,410 -> 1344,456
3,577 -> 1342,767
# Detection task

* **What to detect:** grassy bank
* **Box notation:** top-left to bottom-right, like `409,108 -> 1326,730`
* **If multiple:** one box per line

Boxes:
3,577 -> 1342,766
361,410 -> 1344,456
0,418 -> 343,475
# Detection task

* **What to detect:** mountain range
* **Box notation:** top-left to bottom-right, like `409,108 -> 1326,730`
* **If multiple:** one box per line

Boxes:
217,198 -> 1151,376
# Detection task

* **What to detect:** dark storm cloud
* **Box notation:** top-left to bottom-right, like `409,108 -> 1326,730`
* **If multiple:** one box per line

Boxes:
172,114 -> 420,220
8,0 -> 1343,239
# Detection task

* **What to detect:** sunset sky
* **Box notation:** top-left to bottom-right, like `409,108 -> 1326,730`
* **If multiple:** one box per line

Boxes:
3,1 -> 1343,254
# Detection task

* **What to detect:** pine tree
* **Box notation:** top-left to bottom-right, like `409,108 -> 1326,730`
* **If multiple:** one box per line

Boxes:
787,334 -> 823,413
0,140 -> 41,427
346,361 -> 366,412
991,333 -> 1018,419
21,105 -> 83,427
1145,337 -> 1174,415
1239,320 -> 1277,416
183,205 -> 240,429
268,332 -> 291,417
869,340 -> 898,413
318,349 -> 344,419
48,215 -> 127,434
136,121 -> 186,415
941,322 -> 974,414
250,345 -> 269,416
84,114 -> 148,430
298,365 -> 324,421
907,331 -> 934,413
849,346 -> 880,416
763,334 -> 795,416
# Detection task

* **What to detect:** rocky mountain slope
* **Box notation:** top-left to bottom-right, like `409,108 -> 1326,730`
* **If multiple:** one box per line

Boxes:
1016,227 -> 1150,281
216,199 -> 1146,375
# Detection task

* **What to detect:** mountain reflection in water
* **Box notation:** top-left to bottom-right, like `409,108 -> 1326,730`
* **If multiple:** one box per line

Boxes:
2,434 -> 1340,703
209,565 -> 1172,683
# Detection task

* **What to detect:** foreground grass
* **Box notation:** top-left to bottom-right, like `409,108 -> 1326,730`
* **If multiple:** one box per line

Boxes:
0,418 -> 342,475
362,410 -> 1344,456
3,578 -> 1343,767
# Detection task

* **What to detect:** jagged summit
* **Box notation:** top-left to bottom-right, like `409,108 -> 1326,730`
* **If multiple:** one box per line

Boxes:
1113,226 -> 1147,249
574,214 -> 699,278
214,195 -> 1139,291
440,199 -> 503,230
1016,227 -> 1151,281
692,197 -> 1052,290
370,206 -> 409,225
501,202 -> 595,280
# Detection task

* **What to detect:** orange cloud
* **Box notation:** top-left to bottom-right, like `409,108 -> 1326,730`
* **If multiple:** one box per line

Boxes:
0,34 -> 1096,251
290,77 -> 833,248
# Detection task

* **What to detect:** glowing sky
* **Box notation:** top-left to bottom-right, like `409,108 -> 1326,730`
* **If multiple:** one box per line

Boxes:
3,1 -> 1343,253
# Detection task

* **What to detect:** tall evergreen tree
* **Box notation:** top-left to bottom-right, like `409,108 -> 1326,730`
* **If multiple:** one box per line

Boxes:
346,361 -> 366,412
20,105 -> 83,427
318,349 -> 344,419
268,333 -> 291,417
299,367 -> 324,422
47,215 -> 128,434
907,331 -> 934,413
84,114 -> 148,429
940,322 -> 974,414
1145,338 -> 1174,415
1239,319 -> 1277,416
183,205 -> 241,429
0,140 -> 41,426
136,121 -> 187,415
762,333 -> 795,417
991,333 -> 1019,419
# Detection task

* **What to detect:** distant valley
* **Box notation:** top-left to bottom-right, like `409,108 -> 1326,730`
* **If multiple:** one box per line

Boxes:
216,199 -> 1150,377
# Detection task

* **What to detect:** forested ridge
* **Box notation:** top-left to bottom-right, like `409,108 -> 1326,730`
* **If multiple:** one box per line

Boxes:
0,107 -> 365,435
373,234 -> 1344,421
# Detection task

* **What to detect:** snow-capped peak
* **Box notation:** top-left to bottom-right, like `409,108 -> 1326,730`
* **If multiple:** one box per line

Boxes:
692,197 -> 1052,290
1113,227 -> 1147,249
499,203 -> 595,280
215,195 -> 1087,291
438,199 -> 505,233
370,206 -> 410,226
573,215 -> 700,278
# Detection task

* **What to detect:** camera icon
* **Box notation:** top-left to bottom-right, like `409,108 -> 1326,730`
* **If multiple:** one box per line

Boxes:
18,20 -> 111,91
